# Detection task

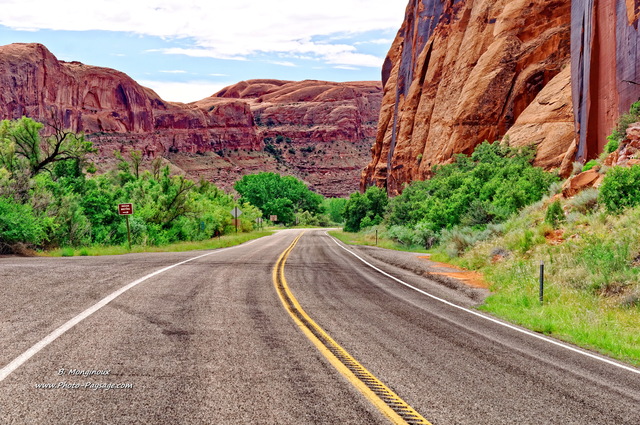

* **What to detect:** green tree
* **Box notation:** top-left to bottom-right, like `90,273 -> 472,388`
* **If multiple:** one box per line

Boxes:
323,197 -> 348,223
0,116 -> 95,177
234,172 -> 323,225
343,186 -> 388,232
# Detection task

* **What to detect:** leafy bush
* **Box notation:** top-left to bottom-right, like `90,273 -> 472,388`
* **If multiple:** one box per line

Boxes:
343,186 -> 388,232
0,197 -> 48,250
599,165 -> 640,213
412,222 -> 439,248
385,225 -> 413,246
582,160 -> 599,172
545,200 -> 565,228
604,139 -> 619,154
568,188 -> 599,214
389,141 -> 558,231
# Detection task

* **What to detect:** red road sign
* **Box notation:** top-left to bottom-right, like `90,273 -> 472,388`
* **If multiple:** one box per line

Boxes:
118,203 -> 133,215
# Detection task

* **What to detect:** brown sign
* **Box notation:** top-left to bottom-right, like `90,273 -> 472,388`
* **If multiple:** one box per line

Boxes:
118,203 -> 133,215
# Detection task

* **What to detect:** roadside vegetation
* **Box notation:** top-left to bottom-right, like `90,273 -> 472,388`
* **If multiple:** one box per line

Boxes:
47,230 -> 273,257
0,117 -> 341,255
339,125 -> 640,366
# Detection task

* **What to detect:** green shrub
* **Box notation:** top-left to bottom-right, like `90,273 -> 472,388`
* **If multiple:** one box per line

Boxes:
412,222 -> 439,248
545,200 -> 565,228
0,197 -> 48,249
387,225 -> 414,246
599,165 -> 640,213
389,141 -> 558,231
582,160 -> 599,172
568,188 -> 599,214
604,139 -> 619,154
608,101 -> 640,142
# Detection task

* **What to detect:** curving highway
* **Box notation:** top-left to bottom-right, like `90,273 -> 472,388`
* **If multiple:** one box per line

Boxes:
0,229 -> 638,424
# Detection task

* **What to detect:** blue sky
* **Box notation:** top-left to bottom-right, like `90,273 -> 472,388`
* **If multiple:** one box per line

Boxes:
0,1 -> 407,102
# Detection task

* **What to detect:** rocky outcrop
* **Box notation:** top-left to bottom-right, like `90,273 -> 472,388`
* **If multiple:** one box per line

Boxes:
505,66 -> 577,175
0,43 -> 381,197
362,0 -> 572,194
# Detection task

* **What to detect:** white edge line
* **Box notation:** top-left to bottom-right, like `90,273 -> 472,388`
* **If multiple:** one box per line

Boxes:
327,233 -> 640,375
0,239 -> 259,382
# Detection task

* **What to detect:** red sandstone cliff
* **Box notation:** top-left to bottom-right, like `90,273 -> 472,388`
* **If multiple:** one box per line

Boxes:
364,0 -> 640,194
0,43 -> 381,197
571,0 -> 640,161
362,0 -> 574,194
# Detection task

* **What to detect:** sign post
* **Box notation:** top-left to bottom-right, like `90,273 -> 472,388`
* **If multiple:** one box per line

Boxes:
118,203 -> 133,250
230,207 -> 242,233
255,217 -> 263,230
539,260 -> 544,305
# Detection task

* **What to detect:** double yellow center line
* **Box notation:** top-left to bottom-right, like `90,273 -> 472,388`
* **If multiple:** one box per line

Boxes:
272,232 -> 431,425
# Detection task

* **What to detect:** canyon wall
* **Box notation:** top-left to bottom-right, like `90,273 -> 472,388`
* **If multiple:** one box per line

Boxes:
572,0 -> 640,161
0,43 -> 381,197
363,0 -> 640,194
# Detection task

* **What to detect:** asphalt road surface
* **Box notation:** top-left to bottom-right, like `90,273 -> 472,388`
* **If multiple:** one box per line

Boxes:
0,229 -> 638,424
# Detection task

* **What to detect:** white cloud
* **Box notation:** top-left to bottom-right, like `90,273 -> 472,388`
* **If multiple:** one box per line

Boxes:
334,65 -> 359,71
138,80 -> 231,103
324,51 -> 383,68
268,61 -> 297,67
0,0 -> 404,68
355,38 -> 394,45
159,70 -> 188,74
156,47 -> 248,61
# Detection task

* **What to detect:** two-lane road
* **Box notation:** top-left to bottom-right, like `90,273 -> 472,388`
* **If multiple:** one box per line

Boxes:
1,229 -> 638,424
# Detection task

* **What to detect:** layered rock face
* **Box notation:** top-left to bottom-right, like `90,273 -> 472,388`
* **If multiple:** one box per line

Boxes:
571,0 -> 640,161
364,0 -> 640,194
203,79 -> 381,196
0,43 -> 381,197
363,0 -> 573,194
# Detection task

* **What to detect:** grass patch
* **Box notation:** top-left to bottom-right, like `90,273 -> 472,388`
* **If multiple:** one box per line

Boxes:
440,197 -> 640,367
329,229 -> 430,253
44,231 -> 274,257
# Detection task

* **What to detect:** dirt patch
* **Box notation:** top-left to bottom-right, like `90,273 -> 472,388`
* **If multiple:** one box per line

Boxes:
418,256 -> 490,289
544,229 -> 565,245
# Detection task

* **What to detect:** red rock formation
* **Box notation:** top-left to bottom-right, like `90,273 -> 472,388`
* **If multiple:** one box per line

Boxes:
200,79 -> 382,197
362,0 -> 573,195
572,0 -> 640,161
0,43 -> 381,197
505,66 -> 577,176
